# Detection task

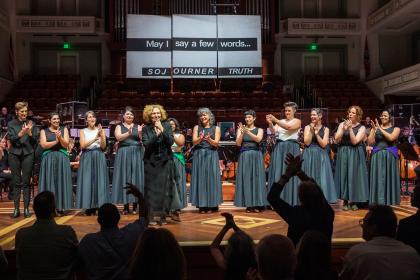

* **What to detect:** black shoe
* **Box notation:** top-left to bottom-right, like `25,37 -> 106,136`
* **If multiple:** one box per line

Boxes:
11,208 -> 20,218
24,208 -> 31,218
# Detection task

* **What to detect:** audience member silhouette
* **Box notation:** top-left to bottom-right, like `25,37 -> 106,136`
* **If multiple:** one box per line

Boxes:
268,153 -> 334,245
295,230 -> 337,280
340,205 -> 420,280
78,183 -> 148,280
210,212 -> 257,280
130,227 -> 186,280
397,185 -> 420,255
15,191 -> 78,280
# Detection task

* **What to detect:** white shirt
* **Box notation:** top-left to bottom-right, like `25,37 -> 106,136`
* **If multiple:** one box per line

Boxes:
340,236 -> 420,280
275,125 -> 299,141
82,128 -> 100,150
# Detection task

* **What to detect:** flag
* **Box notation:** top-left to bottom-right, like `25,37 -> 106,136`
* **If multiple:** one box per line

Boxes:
8,34 -> 14,80
364,37 -> 370,78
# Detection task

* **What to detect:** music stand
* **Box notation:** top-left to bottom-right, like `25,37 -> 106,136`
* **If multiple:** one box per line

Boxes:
398,139 -> 418,195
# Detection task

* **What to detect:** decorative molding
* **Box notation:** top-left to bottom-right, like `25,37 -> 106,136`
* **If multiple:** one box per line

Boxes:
367,63 -> 420,96
16,16 -> 104,34
368,0 -> 415,30
281,18 -> 360,35
0,7 -> 10,31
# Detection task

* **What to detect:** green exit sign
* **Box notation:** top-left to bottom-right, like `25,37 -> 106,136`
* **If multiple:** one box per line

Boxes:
63,42 -> 71,49
309,42 -> 318,51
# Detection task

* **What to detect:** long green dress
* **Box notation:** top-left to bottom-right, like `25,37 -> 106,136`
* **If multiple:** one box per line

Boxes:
190,126 -> 222,208
302,126 -> 337,203
234,127 -> 266,207
111,124 -> 144,204
38,127 -> 73,210
267,126 -> 300,206
334,124 -> 369,203
76,128 -> 110,209
369,127 -> 400,205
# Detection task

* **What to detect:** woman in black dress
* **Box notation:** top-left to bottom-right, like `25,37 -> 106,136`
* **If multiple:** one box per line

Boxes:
142,104 -> 180,225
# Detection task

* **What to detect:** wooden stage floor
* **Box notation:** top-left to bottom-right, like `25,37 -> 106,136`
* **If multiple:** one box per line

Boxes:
0,195 -> 416,250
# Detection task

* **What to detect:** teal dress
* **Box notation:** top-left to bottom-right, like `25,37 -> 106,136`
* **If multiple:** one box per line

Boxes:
369,127 -> 400,205
302,126 -> 337,203
111,124 -> 144,204
267,129 -> 300,206
38,127 -> 73,210
190,126 -> 222,208
334,124 -> 369,203
234,127 -> 266,207
76,128 -> 110,209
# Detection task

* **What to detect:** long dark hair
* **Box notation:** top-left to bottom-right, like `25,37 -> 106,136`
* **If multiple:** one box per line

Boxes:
130,228 -> 186,280
224,230 -> 257,280
295,231 -> 336,280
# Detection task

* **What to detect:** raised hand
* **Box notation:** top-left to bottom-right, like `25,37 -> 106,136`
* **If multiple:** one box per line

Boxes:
284,153 -> 303,178
375,118 -> 380,128
221,212 -> 236,230
237,122 -> 244,135
370,120 -> 376,130
124,182 -> 143,200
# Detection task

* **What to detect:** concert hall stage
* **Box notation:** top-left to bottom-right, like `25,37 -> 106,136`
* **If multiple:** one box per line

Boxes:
0,196 -> 415,251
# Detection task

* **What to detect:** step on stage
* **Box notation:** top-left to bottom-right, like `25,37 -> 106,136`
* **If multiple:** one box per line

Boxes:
0,196 -> 415,250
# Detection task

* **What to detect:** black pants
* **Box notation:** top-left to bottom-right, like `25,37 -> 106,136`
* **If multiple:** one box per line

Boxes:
9,152 -> 34,208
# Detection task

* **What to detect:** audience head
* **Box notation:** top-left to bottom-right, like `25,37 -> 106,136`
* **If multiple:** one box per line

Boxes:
256,234 -> 296,280
224,230 -> 257,280
298,181 -> 325,210
33,191 -> 56,220
295,231 -> 332,278
131,227 -> 186,280
143,104 -> 167,124
1,107 -> 7,115
310,108 -> 323,124
97,203 -> 120,229
411,185 -> 420,208
361,205 -> 397,241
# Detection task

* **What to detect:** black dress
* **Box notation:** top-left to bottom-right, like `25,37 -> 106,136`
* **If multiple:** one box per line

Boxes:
142,121 -> 180,220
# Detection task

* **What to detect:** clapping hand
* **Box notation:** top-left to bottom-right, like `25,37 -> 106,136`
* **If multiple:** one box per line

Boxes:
221,212 -> 238,231
284,153 -> 303,178
55,130 -> 62,139
237,122 -> 245,135
124,182 -> 143,200
204,133 -> 211,142
374,118 -> 380,128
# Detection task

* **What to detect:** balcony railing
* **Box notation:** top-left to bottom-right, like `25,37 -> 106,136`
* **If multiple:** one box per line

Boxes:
16,16 -> 105,34
366,63 -> 420,97
279,18 -> 360,35
367,0 -> 415,31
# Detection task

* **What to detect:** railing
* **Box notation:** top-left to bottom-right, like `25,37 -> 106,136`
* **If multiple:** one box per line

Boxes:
367,0 -> 416,31
366,63 -> 420,98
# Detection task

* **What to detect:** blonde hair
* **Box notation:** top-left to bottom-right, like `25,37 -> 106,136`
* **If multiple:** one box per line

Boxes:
15,101 -> 28,111
348,105 -> 363,122
143,104 -> 167,123
85,110 -> 96,119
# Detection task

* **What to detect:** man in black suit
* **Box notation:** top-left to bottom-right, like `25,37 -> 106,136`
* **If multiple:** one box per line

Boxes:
15,191 -> 78,280
397,174 -> 420,255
